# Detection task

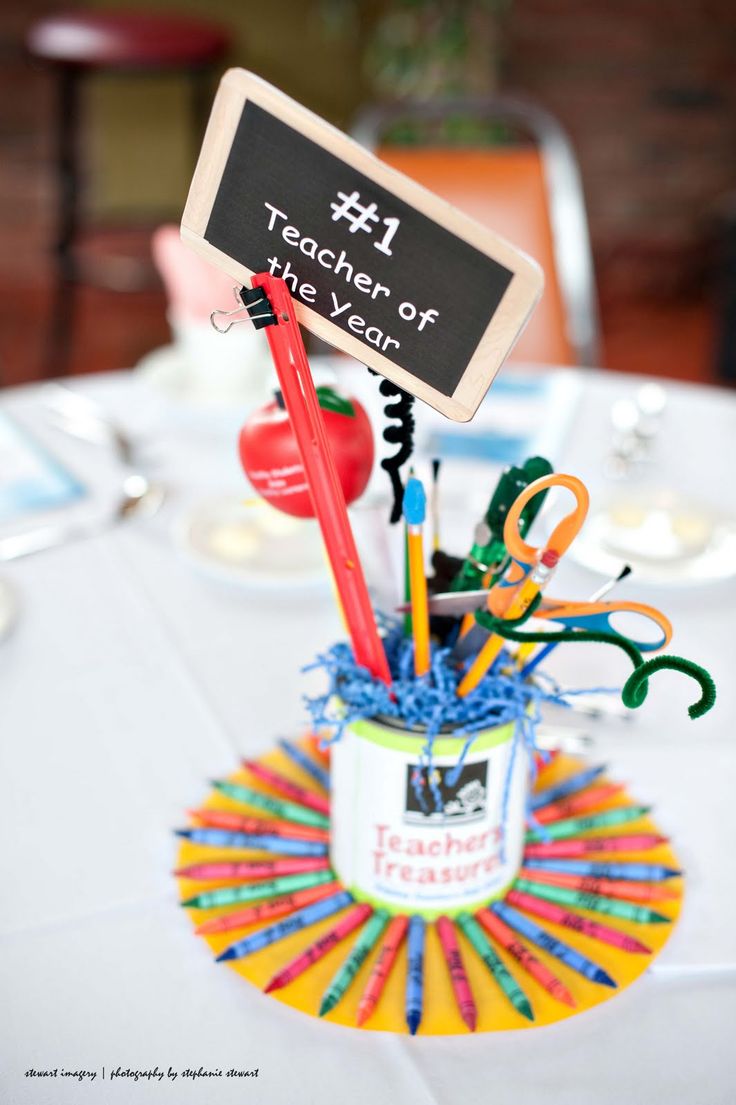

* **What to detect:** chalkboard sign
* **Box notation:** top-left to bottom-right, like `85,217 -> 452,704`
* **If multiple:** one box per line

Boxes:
182,70 -> 543,421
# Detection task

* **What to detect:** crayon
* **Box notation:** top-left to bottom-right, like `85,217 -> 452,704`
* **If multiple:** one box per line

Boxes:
476,908 -> 576,1008
216,890 -> 353,961
524,834 -> 668,859
174,858 -> 329,881
278,738 -> 330,791
265,904 -> 373,992
526,806 -> 652,843
522,858 -> 682,881
533,783 -> 625,824
505,889 -> 652,953
356,915 -> 409,1026
405,915 -> 426,1035
308,732 -> 330,764
175,828 -> 327,856
195,881 -> 341,934
530,765 -> 607,811
456,912 -> 534,1021
319,910 -> 389,1016
436,916 -> 478,1031
242,760 -> 330,816
513,878 -> 671,924
492,902 -> 616,988
518,868 -> 679,903
188,808 -> 329,843
181,869 -> 335,909
212,780 -> 329,829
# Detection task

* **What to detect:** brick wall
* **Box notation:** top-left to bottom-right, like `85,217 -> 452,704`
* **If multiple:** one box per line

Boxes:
504,0 -> 736,297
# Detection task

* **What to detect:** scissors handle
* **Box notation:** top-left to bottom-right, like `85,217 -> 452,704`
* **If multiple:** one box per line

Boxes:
536,598 -> 673,653
504,474 -> 590,567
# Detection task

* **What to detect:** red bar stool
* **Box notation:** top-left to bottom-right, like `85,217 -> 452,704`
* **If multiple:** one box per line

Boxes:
26,10 -> 230,376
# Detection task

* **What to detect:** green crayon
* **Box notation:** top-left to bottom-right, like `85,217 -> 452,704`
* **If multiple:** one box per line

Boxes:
526,806 -> 651,843
514,879 -> 671,924
319,910 -> 389,1016
181,869 -> 334,909
456,913 -> 534,1021
212,780 -> 329,829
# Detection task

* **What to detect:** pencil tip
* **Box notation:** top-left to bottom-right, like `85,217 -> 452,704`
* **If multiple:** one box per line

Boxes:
263,978 -> 280,994
356,1007 -> 369,1027
215,950 -> 233,962
174,829 -> 189,838
597,971 -> 618,989
407,1013 -> 420,1035
520,1001 -> 535,1022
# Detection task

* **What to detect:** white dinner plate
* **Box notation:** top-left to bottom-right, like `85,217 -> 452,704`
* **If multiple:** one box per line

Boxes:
173,495 -> 330,590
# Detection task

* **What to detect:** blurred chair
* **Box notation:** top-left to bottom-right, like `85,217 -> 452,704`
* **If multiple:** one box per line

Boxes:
353,99 -> 600,367
26,10 -> 230,377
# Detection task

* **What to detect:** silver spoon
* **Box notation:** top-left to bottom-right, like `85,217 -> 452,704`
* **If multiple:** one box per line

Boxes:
0,475 -> 165,562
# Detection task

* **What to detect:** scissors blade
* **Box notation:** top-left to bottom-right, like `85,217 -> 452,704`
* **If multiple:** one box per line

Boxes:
396,589 -> 490,618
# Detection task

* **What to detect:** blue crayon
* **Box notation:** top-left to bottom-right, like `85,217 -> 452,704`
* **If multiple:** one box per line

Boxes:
216,890 -> 352,961
405,915 -> 425,1036
523,858 -> 682,881
278,739 -> 330,791
530,765 -> 607,811
492,901 -> 616,988
175,828 -> 327,857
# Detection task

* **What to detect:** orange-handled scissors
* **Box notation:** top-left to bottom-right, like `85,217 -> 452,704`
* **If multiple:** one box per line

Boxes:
457,474 -> 589,697
503,473 -> 590,571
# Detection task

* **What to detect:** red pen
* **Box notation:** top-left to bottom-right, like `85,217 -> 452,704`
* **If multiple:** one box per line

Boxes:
252,274 -> 392,686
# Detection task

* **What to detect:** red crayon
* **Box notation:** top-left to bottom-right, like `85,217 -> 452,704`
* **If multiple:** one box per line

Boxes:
518,868 -> 679,903
242,761 -> 330,816
174,858 -> 329,881
188,809 -> 329,843
436,916 -> 477,1031
524,834 -> 668,859
533,784 -> 625,825
195,881 -> 340,935
476,908 -> 576,1008
264,904 -> 373,993
506,889 -> 652,954
356,915 -> 409,1026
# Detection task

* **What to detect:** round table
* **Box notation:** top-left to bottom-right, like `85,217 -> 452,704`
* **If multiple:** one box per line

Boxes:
0,365 -> 733,1104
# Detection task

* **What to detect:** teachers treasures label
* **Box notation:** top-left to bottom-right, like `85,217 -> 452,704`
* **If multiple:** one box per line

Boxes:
329,718 -> 528,917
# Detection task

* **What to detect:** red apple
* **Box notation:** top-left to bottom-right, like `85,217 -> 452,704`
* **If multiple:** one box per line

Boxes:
238,386 -> 374,518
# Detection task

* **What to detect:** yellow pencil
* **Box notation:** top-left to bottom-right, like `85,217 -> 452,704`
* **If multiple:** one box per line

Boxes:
403,476 -> 430,676
457,549 -> 558,697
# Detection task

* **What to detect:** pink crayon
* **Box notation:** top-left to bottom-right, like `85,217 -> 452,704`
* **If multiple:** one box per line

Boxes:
174,858 -> 329,881
242,760 -> 330,816
436,916 -> 477,1031
506,889 -> 652,954
524,834 -> 668,859
264,904 -> 373,992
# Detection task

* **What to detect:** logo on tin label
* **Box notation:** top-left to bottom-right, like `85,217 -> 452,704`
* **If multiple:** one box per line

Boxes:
404,761 -> 488,825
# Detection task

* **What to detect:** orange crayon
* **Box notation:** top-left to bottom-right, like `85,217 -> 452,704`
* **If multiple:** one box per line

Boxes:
187,808 -> 329,843
518,868 -> 679,903
533,783 -> 625,825
356,915 -> 409,1026
476,908 -> 576,1008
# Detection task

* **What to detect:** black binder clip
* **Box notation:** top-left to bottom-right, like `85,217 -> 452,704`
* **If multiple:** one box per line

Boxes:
210,285 -> 277,333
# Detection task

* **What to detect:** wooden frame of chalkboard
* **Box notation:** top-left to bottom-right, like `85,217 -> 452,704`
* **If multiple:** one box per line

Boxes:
182,69 -> 544,422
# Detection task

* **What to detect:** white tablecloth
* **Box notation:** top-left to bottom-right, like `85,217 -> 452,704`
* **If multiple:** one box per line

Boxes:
1,366 -> 734,1104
